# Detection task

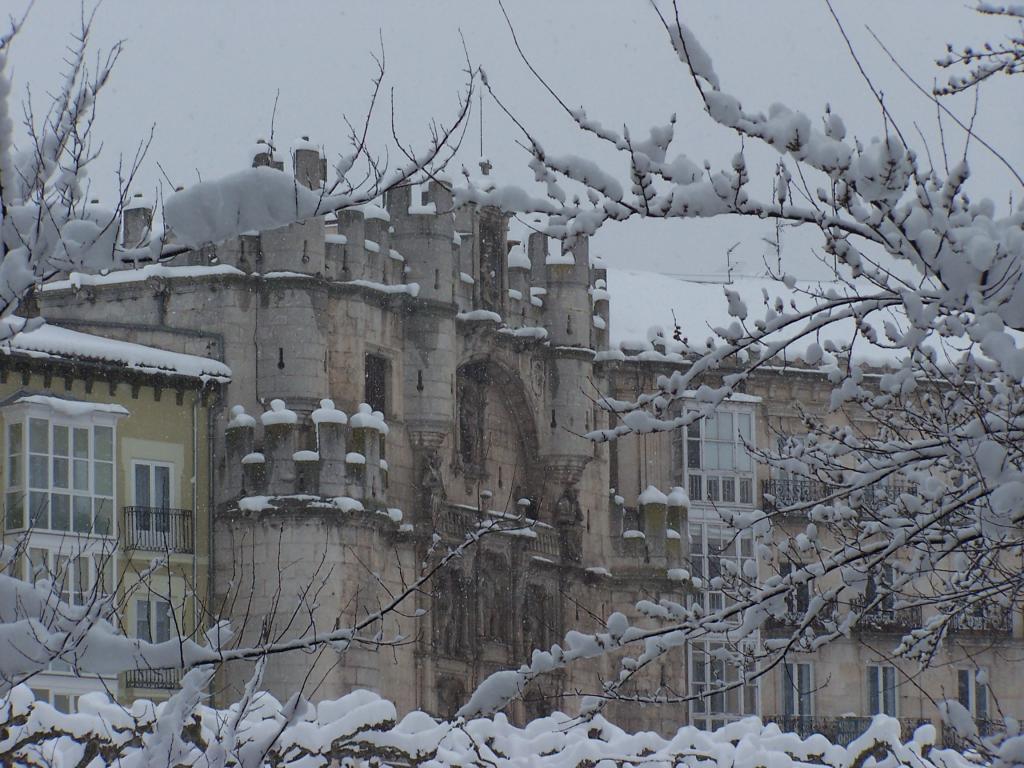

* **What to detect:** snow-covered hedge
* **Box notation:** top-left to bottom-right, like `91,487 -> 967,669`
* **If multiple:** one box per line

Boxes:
0,684 -> 988,767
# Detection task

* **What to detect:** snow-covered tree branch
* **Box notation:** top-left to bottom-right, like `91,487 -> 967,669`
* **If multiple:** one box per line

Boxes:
454,1 -> 1024,759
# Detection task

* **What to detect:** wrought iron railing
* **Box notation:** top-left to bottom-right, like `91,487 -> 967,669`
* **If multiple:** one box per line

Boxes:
123,507 -> 194,554
765,715 -> 931,745
124,667 -> 181,690
852,599 -> 923,633
942,719 -> 1004,751
762,479 -> 835,514
762,479 -> 916,515
949,607 -> 1013,636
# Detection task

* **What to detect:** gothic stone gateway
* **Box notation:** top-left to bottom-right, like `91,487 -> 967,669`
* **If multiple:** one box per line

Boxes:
37,147 -> 1024,735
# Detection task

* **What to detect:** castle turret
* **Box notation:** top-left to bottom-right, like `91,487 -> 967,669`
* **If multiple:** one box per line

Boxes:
591,268 -> 610,350
543,237 -> 591,348
363,205 -> 391,285
293,137 -> 327,190
333,209 -> 367,281
225,405 -> 256,498
262,400 -> 298,496
387,181 -> 456,303
387,182 -> 458,520
122,193 -> 153,248
313,399 -> 348,497
507,241 -> 530,327
225,398 -> 390,507
536,234 -> 596,533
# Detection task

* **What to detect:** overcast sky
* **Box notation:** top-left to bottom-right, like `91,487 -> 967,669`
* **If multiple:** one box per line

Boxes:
9,1 -> 1023,279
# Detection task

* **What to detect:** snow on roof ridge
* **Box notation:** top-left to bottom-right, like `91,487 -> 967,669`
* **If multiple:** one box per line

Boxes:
1,317 -> 231,382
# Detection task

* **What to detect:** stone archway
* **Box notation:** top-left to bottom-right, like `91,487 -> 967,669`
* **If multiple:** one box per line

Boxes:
454,356 -> 542,508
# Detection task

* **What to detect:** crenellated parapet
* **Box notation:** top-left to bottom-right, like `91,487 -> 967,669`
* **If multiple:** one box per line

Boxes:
224,399 -> 390,508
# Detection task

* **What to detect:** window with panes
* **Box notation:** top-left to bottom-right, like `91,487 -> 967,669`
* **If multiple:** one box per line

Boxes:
5,417 -> 114,536
867,664 -> 898,716
782,661 -> 814,718
678,409 -> 755,506
688,521 -> 755,614
26,546 -> 113,606
689,640 -> 758,730
136,597 -> 173,643
957,668 -> 989,721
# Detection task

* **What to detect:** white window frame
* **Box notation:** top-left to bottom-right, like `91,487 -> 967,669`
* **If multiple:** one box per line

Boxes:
677,406 -> 756,507
782,661 -> 814,718
688,520 -> 755,614
957,668 -> 989,721
4,403 -> 119,537
129,460 -> 175,545
135,597 -> 174,644
25,545 -> 114,607
688,640 -> 759,730
867,664 -> 899,716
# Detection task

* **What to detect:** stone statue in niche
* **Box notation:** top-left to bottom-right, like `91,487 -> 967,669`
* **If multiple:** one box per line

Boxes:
437,570 -> 469,657
555,486 -> 584,563
457,365 -> 488,472
420,452 -> 446,527
521,583 -> 555,660
480,557 -> 509,640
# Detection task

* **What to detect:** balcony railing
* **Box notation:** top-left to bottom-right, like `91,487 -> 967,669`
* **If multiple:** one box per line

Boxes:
762,479 -> 834,515
765,715 -> 931,745
762,479 -> 917,515
123,507 -> 194,554
941,719 -> 1004,751
852,600 -> 923,633
949,607 -> 1013,636
124,667 -> 182,690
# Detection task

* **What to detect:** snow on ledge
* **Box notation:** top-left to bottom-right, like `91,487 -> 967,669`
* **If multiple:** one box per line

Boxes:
7,395 -> 129,418
2,317 -> 231,382
42,263 -> 246,292
457,309 -> 502,323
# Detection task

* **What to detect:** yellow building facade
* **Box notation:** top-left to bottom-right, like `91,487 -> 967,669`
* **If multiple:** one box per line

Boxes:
0,319 -> 227,710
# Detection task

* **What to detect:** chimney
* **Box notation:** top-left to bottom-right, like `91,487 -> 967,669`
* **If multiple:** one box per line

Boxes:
123,193 -> 153,248
293,136 -> 325,190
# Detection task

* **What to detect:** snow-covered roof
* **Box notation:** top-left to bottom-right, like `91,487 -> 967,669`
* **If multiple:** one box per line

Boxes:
1,318 -> 231,382
607,269 -> 908,367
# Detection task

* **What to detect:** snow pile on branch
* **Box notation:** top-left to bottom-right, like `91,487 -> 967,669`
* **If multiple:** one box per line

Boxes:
0,685 -> 982,768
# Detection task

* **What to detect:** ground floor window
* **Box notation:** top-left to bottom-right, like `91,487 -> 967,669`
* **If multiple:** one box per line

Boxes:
782,661 -> 814,718
957,668 -> 989,720
867,664 -> 898,716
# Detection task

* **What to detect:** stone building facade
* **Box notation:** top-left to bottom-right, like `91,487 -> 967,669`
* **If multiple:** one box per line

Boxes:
35,145 -> 1023,740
